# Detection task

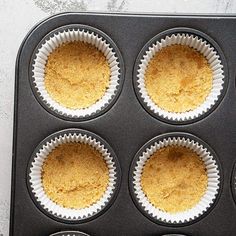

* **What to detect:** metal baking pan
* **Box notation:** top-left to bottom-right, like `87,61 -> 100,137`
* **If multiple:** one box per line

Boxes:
10,12 -> 236,236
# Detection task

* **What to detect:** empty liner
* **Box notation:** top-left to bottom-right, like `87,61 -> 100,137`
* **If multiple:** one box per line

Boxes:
131,134 -> 221,224
28,129 -> 120,221
32,25 -> 122,119
50,231 -> 90,236
135,30 -> 225,122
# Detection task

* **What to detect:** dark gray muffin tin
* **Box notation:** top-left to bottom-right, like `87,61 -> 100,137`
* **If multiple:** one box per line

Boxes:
10,12 -> 236,236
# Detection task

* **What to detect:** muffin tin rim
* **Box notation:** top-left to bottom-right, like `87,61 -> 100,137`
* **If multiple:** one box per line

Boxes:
29,24 -> 125,122
128,131 -> 223,227
26,128 -> 122,224
132,27 -> 229,125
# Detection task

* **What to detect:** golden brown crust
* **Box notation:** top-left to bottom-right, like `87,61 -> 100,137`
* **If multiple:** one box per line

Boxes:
45,42 -> 110,109
145,45 -> 213,113
141,146 -> 207,213
42,142 -> 109,209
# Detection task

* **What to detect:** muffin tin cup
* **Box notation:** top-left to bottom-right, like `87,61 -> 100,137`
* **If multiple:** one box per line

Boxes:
134,28 -> 226,124
231,162 -> 236,205
129,132 -> 221,225
162,235 -> 187,236
27,128 -> 121,223
31,24 -> 124,121
50,231 -> 90,236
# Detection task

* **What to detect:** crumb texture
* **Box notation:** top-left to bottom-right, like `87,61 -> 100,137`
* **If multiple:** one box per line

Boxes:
45,42 -> 110,109
145,45 -> 213,113
141,146 -> 208,213
42,142 -> 109,209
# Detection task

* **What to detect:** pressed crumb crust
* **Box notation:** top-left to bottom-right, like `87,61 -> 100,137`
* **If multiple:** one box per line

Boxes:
42,142 -> 109,209
145,45 -> 213,113
141,146 -> 207,213
44,41 -> 110,109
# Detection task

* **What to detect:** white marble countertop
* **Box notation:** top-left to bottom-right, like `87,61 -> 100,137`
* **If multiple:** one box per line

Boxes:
0,0 -> 236,235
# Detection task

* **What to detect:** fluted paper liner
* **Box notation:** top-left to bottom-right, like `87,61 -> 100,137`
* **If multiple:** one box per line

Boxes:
29,132 -> 117,220
32,28 -> 121,119
132,136 -> 220,224
137,33 -> 225,122
232,163 -> 236,204
50,231 -> 90,236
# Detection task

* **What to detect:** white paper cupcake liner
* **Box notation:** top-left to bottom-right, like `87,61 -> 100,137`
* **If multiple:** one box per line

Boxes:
132,136 -> 220,224
232,163 -> 236,204
50,231 -> 90,236
137,33 -> 225,122
29,132 -> 118,220
32,27 -> 121,119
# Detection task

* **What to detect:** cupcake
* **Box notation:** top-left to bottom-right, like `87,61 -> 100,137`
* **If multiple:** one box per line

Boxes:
131,134 -> 221,224
135,29 -> 225,122
28,129 -> 120,221
32,26 -> 123,120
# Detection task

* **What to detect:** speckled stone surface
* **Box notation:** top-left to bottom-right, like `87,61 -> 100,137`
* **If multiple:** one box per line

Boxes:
0,0 -> 236,235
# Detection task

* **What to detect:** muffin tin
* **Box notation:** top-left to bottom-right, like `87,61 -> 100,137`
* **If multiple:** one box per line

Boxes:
10,12 -> 236,236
